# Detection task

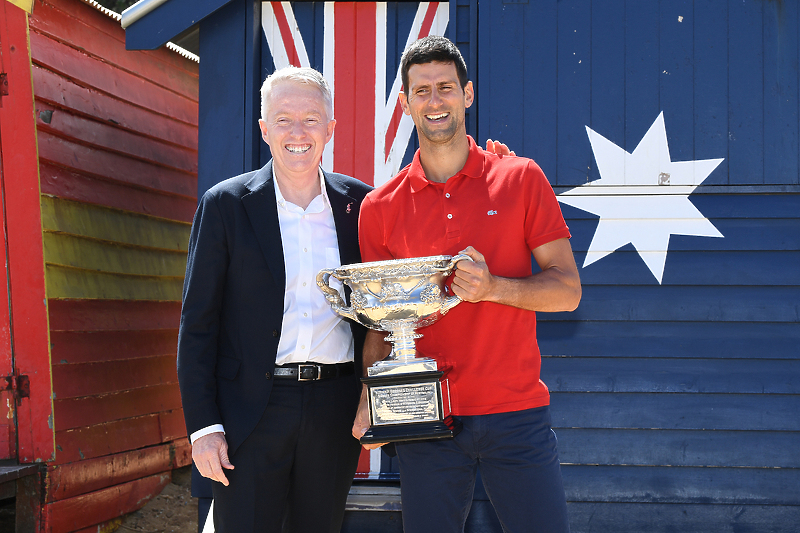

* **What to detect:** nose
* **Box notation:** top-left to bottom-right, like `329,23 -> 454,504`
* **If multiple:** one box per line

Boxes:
429,87 -> 443,107
290,119 -> 304,137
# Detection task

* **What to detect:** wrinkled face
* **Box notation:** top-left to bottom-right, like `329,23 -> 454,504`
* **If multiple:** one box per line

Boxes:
259,81 -> 335,180
400,61 -> 473,146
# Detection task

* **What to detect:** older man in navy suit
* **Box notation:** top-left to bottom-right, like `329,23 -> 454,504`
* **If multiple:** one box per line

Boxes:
177,66 -> 374,533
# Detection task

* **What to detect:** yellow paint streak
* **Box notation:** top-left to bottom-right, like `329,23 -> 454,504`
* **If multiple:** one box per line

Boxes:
7,0 -> 34,14
40,196 -> 191,251
43,233 -> 187,277
45,265 -> 183,301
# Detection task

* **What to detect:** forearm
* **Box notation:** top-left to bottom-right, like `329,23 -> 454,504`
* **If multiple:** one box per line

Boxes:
486,267 -> 581,313
362,329 -> 391,375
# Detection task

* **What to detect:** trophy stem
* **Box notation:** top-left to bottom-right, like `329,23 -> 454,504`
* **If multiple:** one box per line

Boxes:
385,326 -> 423,364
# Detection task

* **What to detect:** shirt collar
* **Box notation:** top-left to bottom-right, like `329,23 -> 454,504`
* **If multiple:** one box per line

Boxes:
408,135 -> 486,192
273,167 -> 332,212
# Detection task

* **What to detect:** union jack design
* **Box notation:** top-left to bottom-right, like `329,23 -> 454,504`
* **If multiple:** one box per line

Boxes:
262,1 -> 449,188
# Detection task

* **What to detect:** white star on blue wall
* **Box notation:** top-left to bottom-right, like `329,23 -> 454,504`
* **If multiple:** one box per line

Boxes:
558,113 -> 724,284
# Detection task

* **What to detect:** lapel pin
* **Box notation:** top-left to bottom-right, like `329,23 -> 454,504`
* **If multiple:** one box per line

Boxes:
346,203 -> 352,214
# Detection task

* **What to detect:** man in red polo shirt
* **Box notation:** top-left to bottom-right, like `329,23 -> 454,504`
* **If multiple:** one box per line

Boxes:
353,36 -> 582,532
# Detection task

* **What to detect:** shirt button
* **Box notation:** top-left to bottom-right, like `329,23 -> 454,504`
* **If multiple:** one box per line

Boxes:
302,282 -> 307,287
445,193 -> 451,198
265,372 -> 272,379
304,248 -> 308,252
303,312 -> 308,317
301,345 -> 306,350
447,214 -> 453,219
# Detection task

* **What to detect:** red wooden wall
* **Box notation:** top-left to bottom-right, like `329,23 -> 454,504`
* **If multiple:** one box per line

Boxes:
23,0 -> 197,530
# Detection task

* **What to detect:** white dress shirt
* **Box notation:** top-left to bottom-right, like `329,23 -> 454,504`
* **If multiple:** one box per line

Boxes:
190,169 -> 354,444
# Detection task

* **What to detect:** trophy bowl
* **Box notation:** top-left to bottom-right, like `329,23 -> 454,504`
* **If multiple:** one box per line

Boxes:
316,254 -> 470,374
316,254 -> 470,443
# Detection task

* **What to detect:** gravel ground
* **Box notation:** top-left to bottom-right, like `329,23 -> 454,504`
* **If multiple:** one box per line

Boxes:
115,466 -> 198,533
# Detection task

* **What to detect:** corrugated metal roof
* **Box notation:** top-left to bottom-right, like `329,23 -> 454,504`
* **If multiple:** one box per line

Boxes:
119,0 -> 170,29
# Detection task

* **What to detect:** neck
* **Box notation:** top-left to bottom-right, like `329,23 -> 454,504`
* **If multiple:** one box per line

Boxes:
418,134 -> 470,183
274,167 -> 322,210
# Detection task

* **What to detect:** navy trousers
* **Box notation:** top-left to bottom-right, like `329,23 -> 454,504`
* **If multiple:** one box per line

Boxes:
395,406 -> 569,533
211,373 -> 362,533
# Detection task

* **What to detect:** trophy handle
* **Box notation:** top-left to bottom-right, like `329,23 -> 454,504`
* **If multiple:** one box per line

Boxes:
440,253 -> 473,313
315,269 -> 359,322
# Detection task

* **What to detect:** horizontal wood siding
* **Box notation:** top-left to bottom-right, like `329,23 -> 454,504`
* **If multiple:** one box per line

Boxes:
474,1 -> 800,531
28,0 -> 198,529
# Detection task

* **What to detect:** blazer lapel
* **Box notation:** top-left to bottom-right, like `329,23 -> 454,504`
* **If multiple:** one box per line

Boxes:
242,161 -> 286,292
325,171 -> 361,267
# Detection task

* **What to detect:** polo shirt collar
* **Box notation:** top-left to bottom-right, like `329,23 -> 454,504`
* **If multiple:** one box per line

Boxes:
408,135 -> 485,192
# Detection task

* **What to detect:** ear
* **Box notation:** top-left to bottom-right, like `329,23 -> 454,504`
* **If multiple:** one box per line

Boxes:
399,92 -> 411,116
325,118 -> 336,144
258,119 -> 270,146
464,81 -> 474,110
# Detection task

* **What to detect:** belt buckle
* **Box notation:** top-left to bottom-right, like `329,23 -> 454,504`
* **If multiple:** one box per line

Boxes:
297,364 -> 320,381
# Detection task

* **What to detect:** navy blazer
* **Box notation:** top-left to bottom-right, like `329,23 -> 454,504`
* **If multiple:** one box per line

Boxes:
177,161 -> 371,457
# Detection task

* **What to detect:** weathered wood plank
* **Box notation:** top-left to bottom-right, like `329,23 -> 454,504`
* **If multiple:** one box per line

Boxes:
43,233 -> 188,277
561,465 -> 800,506
537,320 -> 800,360
29,0 -> 199,99
159,409 -> 188,442
44,472 -> 170,533
53,383 -> 182,431
50,328 -> 178,365
54,415 -> 163,465
52,355 -> 178,400
549,392 -> 800,431
38,132 -> 196,199
39,163 -> 197,223
40,196 -> 191,251
565,502 -> 800,533
29,31 -> 197,124
36,102 -> 197,173
542,357 -> 800,394
45,264 -> 183,301
47,300 -> 181,332
565,216 -> 800,252
568,249 -> 800,286
551,285 -> 800,323
45,444 -> 174,502
555,428 -> 800,468
33,66 -> 198,149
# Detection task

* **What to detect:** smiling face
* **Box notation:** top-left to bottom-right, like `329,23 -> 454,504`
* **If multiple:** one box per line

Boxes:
258,80 -> 335,182
399,61 -> 474,148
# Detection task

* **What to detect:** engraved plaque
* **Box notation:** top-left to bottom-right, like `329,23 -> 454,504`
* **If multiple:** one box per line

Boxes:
370,382 -> 440,426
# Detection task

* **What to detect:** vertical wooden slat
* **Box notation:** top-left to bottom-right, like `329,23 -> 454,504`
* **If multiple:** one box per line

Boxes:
727,0 -> 764,184
659,0 -> 694,163
0,1 -> 55,464
555,0 -> 592,186
624,1 -> 660,152
693,0 -> 729,184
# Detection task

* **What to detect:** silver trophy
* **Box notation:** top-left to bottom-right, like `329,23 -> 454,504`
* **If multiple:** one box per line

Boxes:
316,254 -> 469,443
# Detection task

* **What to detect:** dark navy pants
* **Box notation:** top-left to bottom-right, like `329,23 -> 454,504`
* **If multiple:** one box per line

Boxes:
395,406 -> 569,533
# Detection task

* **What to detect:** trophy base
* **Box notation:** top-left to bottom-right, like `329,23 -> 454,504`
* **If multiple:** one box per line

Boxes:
361,370 -> 454,444
360,421 -> 453,444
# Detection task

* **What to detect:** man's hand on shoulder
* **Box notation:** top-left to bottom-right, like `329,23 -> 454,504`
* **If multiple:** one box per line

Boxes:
485,139 -> 516,157
452,246 -> 496,303
193,432 -> 235,486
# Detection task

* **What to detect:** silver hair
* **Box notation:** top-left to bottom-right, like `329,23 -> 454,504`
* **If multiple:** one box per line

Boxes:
260,66 -> 333,121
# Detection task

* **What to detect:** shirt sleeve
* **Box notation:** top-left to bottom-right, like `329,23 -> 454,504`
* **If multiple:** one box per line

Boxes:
190,424 -> 226,444
523,160 -> 572,251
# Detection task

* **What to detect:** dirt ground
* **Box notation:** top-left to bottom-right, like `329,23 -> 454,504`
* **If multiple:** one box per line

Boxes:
115,466 -> 199,533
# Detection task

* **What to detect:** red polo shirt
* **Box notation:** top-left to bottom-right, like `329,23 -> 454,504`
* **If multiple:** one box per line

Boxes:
358,136 -> 571,416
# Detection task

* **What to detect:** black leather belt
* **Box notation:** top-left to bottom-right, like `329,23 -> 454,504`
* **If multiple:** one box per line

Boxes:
273,362 -> 354,381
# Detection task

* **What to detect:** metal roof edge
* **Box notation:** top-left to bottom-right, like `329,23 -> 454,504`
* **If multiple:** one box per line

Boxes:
120,0 -> 171,29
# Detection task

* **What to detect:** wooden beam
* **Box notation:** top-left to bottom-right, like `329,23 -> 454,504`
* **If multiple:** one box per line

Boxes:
0,0 -> 55,463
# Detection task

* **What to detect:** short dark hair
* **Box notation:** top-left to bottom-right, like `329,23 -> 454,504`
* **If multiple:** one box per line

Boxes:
400,36 -> 468,92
